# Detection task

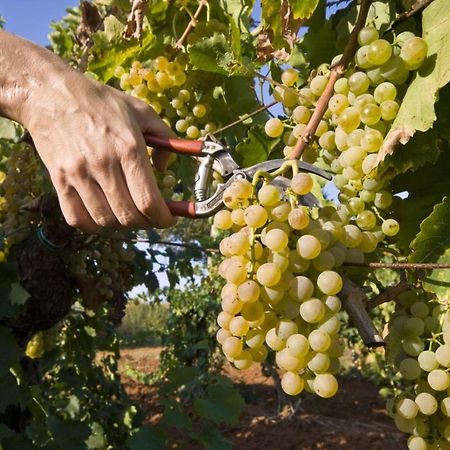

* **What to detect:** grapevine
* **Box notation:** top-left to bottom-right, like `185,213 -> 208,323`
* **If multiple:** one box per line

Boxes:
1,1 -> 450,449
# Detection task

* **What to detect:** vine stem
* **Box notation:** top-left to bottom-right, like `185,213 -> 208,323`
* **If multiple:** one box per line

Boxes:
368,279 -> 410,309
175,0 -> 208,49
341,277 -> 385,348
385,0 -> 435,33
212,101 -> 277,135
289,0 -> 373,160
344,262 -> 450,269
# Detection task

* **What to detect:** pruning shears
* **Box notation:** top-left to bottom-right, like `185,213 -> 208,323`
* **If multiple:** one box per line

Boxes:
144,135 -> 332,218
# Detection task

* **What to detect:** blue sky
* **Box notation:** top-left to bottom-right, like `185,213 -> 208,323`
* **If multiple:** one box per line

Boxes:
0,1 -> 75,46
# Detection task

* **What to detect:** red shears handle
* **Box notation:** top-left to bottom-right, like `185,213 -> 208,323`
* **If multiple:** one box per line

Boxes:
144,135 -> 203,218
144,134 -> 204,156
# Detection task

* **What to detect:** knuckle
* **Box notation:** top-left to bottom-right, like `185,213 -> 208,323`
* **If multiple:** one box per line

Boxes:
65,215 -> 82,229
94,215 -> 115,228
67,159 -> 87,177
116,211 -> 136,227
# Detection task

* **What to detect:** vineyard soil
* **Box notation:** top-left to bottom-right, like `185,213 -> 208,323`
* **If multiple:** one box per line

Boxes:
120,348 -> 406,450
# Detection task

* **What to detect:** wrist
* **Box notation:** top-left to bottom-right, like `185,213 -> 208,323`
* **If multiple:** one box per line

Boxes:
0,31 -> 77,128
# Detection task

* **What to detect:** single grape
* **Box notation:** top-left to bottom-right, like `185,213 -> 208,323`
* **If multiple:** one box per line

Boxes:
396,398 -> 419,419
348,72 -> 370,95
282,68 -> 299,87
428,369 -> 450,391
358,26 -> 379,46
297,235 -> 321,260
309,330 -> 331,352
265,118 -> 284,138
310,75 -> 329,96
313,373 -> 338,398
300,298 -> 326,323
258,185 -> 281,207
400,37 -> 428,68
237,280 -> 260,303
244,205 -> 268,228
233,350 -> 253,369
229,316 -> 250,337
382,219 -> 400,236
256,263 -> 281,287
317,270 -> 343,295
286,334 -> 310,358
222,336 -> 243,358
289,276 -> 314,301
415,392 -> 438,415
367,39 -> 393,66
291,173 -> 314,195
281,371 -> 305,396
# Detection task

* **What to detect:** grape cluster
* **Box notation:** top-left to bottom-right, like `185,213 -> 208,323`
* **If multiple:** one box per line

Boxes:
0,144 -> 44,250
215,27 -> 429,401
266,27 -> 428,238
386,291 -> 450,450
214,174 -> 350,398
114,57 -> 218,140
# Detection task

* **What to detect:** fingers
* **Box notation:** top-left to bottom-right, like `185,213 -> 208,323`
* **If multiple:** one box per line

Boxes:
120,146 -> 177,229
152,149 -> 171,172
95,163 -> 161,229
55,184 -> 102,234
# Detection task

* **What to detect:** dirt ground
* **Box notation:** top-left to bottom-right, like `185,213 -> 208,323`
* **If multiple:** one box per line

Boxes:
120,347 -> 406,450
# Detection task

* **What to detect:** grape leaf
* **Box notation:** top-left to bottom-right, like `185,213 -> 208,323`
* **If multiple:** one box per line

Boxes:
301,2 -> 337,68
410,196 -> 450,301
234,124 -> 280,167
161,399 -> 192,431
127,426 -> 166,450
0,327 -> 22,376
103,15 -> 125,41
377,0 -> 450,165
290,0 -> 320,20
196,425 -> 233,450
189,34 -> 232,75
221,0 -> 254,31
193,384 -> 245,425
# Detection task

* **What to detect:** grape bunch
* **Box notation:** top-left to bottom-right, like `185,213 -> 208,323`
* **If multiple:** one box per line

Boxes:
114,57 -> 218,140
265,27 -> 428,239
214,173 -> 355,398
385,290 -> 450,450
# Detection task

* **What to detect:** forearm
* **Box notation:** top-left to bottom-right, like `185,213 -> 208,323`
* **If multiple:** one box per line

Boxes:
0,30 -> 73,126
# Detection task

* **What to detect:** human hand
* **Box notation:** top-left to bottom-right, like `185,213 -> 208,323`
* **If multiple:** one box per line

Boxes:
23,69 -> 177,233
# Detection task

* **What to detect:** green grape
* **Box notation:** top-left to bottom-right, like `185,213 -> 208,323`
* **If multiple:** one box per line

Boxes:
307,352 -> 330,373
276,319 -> 298,340
300,298 -> 326,323
222,336 -> 243,358
360,104 -> 382,125
374,191 -> 393,209
233,350 -> 253,370
317,270 -> 343,295
367,39 -> 393,66
396,398 -> 419,419
289,275 -> 314,301
374,81 -> 397,103
186,125 -> 200,139
348,72 -> 370,95
291,173 -> 314,195
380,100 -> 399,121
355,46 -> 373,69
441,397 -> 450,417
229,316 -> 250,337
398,358 -> 421,380
407,436 -> 427,450
258,185 -> 281,207
358,26 -> 379,46
265,327 -> 286,351
244,205 -> 268,228
265,229 -> 289,252
296,235 -> 321,259
362,154 -> 378,174
402,336 -> 424,356
329,94 -> 349,114
334,78 -> 349,94
318,131 -> 336,151
192,103 -> 207,118
282,68 -> 299,87
435,345 -> 450,368
265,118 -> 284,137
214,210 -> 233,230
286,334 -> 310,358
216,328 -> 232,344
292,105 -> 311,124
309,330 -> 331,352
245,329 -> 265,348
310,75 -> 329,96
312,251 -> 336,271
382,219 -> 400,236
313,373 -> 338,398
256,263 -> 281,287
281,371 -> 305,396
337,107 -> 361,133
400,37 -> 428,68
241,301 -> 264,322
428,369 -> 450,391
415,392 -> 438,415
380,56 -> 409,85
366,67 -> 383,86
